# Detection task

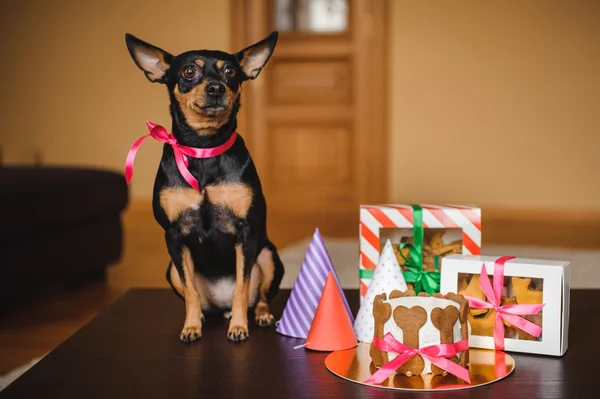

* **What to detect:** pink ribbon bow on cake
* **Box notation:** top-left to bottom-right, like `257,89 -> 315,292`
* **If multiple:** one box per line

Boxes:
125,121 -> 237,191
463,256 -> 545,351
364,333 -> 471,385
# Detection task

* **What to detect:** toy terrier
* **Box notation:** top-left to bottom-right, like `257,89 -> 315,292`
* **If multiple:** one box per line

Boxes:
125,32 -> 284,342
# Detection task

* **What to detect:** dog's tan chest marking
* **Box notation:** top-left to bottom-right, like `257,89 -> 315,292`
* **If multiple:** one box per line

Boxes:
205,183 -> 253,219
160,184 -> 252,235
159,187 -> 204,222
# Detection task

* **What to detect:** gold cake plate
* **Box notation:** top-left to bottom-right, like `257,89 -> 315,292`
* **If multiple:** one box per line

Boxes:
325,343 -> 515,391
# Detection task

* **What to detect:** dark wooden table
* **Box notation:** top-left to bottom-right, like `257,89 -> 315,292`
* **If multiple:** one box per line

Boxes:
1,289 -> 596,398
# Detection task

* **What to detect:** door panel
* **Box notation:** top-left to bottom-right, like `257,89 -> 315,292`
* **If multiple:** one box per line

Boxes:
269,124 -> 352,183
269,59 -> 352,104
267,104 -> 352,122
268,125 -> 355,213
232,0 -> 387,225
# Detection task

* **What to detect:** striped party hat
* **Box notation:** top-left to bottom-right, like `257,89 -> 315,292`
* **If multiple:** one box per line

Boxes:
276,228 -> 354,338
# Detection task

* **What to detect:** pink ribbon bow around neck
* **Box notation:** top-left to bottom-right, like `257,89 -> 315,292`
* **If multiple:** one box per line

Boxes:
463,256 -> 545,351
125,121 -> 237,191
364,333 -> 471,385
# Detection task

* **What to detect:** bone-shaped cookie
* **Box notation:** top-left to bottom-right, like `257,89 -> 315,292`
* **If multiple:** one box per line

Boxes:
370,293 -> 392,367
432,306 -> 459,344
389,289 -> 415,299
445,293 -> 469,340
444,292 -> 470,366
393,306 -> 427,375
430,306 -> 459,375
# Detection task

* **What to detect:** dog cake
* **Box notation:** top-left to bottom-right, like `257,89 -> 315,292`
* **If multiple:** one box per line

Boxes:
370,290 -> 470,376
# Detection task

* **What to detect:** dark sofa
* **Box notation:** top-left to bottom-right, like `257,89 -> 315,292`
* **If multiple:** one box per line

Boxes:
0,167 -> 128,309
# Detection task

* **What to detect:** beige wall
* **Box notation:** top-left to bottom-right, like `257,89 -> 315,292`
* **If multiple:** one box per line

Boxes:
2,1 -> 599,210
0,0 -> 231,199
388,1 -> 600,210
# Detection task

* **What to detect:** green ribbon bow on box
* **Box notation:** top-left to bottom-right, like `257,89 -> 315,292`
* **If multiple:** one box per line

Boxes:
399,204 -> 441,295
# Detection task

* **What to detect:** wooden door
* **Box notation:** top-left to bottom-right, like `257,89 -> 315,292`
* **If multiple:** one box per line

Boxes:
232,0 -> 388,239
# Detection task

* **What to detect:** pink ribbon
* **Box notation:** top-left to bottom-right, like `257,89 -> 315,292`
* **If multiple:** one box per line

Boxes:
495,349 -> 507,378
364,333 -> 471,385
125,121 -> 237,191
463,256 -> 545,351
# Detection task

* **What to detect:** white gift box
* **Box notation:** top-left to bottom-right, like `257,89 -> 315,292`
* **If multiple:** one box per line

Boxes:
440,255 -> 570,356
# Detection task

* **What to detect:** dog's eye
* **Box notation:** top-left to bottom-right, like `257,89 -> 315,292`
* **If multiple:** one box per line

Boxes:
223,66 -> 235,79
182,66 -> 197,80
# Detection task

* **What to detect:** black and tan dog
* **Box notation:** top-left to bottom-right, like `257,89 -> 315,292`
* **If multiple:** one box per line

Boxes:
125,32 -> 284,342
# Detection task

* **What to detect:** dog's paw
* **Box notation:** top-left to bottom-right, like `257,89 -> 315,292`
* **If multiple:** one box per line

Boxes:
180,325 -> 202,343
227,325 -> 249,342
255,312 -> 275,328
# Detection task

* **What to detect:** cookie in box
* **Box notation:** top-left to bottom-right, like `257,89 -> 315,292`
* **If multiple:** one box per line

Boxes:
359,204 -> 481,301
440,255 -> 570,356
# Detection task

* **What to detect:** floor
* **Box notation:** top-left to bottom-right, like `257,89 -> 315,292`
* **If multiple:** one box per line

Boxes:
1,203 -> 598,375
0,204 -> 359,375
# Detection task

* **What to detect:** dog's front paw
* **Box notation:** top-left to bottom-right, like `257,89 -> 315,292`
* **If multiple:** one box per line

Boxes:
227,325 -> 249,342
255,312 -> 275,327
180,325 -> 202,343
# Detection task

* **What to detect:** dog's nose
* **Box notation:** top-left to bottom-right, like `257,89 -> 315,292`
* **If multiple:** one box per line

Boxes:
206,82 -> 226,99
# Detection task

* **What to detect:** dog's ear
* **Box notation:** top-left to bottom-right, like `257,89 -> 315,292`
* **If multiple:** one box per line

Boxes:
125,33 -> 173,83
235,31 -> 278,80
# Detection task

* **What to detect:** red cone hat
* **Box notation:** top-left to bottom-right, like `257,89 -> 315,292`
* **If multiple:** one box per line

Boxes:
305,272 -> 357,351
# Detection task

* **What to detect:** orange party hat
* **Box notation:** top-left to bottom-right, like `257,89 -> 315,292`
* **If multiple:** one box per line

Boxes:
305,272 -> 358,351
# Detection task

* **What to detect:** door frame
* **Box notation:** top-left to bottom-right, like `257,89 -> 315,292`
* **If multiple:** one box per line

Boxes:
230,0 -> 389,207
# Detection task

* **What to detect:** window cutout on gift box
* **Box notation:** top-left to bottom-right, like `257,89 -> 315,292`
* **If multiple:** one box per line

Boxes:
379,228 -> 463,272
457,272 -> 544,342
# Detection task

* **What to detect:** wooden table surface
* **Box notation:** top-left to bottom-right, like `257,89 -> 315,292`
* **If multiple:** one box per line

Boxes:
1,289 -> 595,398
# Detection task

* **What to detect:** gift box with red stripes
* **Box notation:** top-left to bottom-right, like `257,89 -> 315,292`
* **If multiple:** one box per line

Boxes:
358,204 -> 481,303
